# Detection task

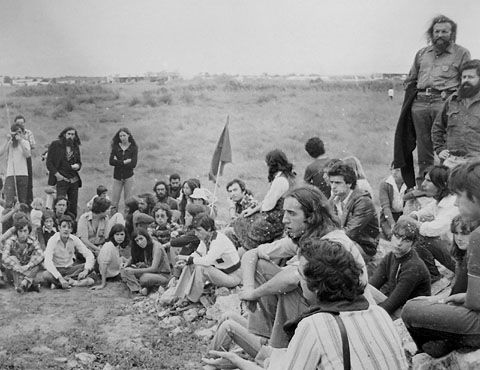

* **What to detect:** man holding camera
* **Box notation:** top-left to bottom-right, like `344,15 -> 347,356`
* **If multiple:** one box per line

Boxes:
0,122 -> 31,207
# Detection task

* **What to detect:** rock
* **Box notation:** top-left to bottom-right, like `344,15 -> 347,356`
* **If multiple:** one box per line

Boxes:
75,352 -> 96,365
182,308 -> 199,322
67,359 -> 79,369
159,315 -> 183,328
169,327 -> 186,337
52,336 -> 69,346
103,363 -> 115,370
215,287 -> 230,297
157,309 -> 171,318
31,345 -> 55,354
412,349 -> 480,370
394,319 -> 417,357
205,294 -> 241,320
158,286 -> 177,306
53,357 -> 68,363
194,327 -> 216,340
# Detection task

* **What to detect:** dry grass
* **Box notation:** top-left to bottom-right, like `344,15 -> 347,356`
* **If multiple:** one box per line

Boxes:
1,79 -> 404,218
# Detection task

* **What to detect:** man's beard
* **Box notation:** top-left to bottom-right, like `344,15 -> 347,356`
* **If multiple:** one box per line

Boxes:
433,37 -> 451,54
458,81 -> 480,99
65,138 -> 74,147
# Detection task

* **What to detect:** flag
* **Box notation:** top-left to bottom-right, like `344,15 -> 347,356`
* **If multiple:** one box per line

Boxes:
209,120 -> 232,182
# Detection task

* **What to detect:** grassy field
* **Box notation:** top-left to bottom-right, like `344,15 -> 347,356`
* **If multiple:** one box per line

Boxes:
1,78 -> 404,219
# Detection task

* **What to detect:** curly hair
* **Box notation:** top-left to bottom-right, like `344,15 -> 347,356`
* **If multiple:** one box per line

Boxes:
305,137 -> 325,158
426,15 -> 457,43
153,202 -> 172,224
299,238 -> 364,302
327,162 -> 357,189
265,149 -> 295,183
58,127 -> 81,146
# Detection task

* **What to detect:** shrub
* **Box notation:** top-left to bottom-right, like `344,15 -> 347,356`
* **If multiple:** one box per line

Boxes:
256,94 -> 278,104
129,97 -> 141,106
158,92 -> 173,105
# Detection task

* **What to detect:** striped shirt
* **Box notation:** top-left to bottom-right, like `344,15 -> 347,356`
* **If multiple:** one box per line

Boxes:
268,305 -> 408,370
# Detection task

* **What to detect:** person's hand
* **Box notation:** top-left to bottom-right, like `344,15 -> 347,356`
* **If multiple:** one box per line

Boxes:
239,287 -> 259,312
55,173 -> 66,182
71,164 -> 80,171
124,159 -> 132,164
18,265 -> 29,274
58,277 -> 70,289
444,293 -> 466,305
257,249 -> 272,262
439,150 -> 450,160
241,207 -> 256,218
91,284 -> 105,290
78,269 -> 89,280
203,350 -> 244,368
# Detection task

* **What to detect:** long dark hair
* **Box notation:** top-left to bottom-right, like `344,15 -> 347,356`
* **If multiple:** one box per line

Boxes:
265,149 -> 294,183
111,127 -> 137,150
425,165 -> 450,201
107,223 -> 129,248
130,228 -> 153,264
59,126 -> 81,146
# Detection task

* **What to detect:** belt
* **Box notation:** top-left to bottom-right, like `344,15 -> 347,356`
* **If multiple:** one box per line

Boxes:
219,261 -> 241,274
417,88 -> 456,98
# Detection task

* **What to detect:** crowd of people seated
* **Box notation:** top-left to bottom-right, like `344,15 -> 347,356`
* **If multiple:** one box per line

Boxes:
2,125 -> 480,368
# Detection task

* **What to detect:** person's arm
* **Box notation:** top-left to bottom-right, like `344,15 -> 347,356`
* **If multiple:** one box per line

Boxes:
0,137 -> 11,156
2,239 -> 23,272
27,240 -> 44,268
76,215 -> 101,254
127,146 -> 138,169
204,351 -> 263,370
369,254 -> 388,289
72,235 -> 95,276
418,197 -> 458,237
379,182 -> 396,231
128,243 -> 165,274
261,176 -> 289,212
432,100 -> 450,158
109,147 -> 122,167
404,49 -> 421,89
344,197 -> 376,240
19,138 -> 31,158
43,238 -> 63,280
92,260 -> 109,290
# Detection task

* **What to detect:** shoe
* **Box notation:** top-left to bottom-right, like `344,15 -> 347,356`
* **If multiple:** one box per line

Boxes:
140,287 -> 149,296
422,340 -> 454,358
51,283 -> 57,290
15,285 -> 24,293
30,284 -> 41,293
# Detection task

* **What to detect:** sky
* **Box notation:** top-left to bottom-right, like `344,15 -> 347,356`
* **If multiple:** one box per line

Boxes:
1,0 -> 480,77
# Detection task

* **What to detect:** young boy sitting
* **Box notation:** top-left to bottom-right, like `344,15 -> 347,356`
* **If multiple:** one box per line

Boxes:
369,217 -> 431,318
86,185 -> 110,210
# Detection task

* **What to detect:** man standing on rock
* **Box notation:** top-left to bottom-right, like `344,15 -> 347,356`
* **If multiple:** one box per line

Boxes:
46,127 -> 82,218
396,15 -> 470,188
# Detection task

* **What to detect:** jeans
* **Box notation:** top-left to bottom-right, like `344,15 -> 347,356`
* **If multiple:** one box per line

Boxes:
42,264 -> 86,286
120,268 -> 170,293
402,298 -> 480,351
4,175 -> 28,207
111,176 -> 135,212
415,236 -> 455,282
56,179 -> 79,218
411,96 -> 444,180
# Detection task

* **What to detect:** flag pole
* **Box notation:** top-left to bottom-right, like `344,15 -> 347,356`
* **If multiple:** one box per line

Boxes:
210,116 -> 229,216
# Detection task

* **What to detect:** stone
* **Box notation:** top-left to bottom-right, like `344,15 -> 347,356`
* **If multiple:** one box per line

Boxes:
31,345 -> 55,354
412,349 -> 480,370
75,352 -> 96,365
67,359 -> 79,369
159,315 -> 183,328
52,336 -> 69,346
393,319 -> 417,357
169,327 -> 186,337
214,287 -> 230,297
157,309 -> 171,318
205,294 -> 241,320
182,308 -> 199,322
103,363 -> 116,370
194,327 -> 216,340
53,357 -> 68,363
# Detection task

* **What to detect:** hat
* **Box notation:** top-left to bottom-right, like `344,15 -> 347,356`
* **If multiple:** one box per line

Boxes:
190,188 -> 210,201
133,210 -> 154,226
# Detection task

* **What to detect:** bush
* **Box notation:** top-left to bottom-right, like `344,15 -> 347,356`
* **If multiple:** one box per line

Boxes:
256,94 -> 278,104
180,91 -> 194,104
158,92 -> 173,105
32,106 -> 47,117
129,97 -> 141,106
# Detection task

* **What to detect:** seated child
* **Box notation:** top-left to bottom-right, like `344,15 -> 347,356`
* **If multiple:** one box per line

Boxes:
36,209 -> 57,250
30,197 -> 44,233
369,217 -> 431,318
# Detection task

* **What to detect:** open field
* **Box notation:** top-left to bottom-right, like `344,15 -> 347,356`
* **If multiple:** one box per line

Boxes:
0,78 -> 406,369
2,78 -> 404,218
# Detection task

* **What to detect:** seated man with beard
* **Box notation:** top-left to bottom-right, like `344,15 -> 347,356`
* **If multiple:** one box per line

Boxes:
432,59 -> 480,168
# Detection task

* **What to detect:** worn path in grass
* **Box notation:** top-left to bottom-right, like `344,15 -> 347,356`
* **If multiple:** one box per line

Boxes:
0,282 -> 205,369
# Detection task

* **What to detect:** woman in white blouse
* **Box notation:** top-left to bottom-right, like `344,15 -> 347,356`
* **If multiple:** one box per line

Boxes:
233,149 -> 295,252
407,164 -> 457,282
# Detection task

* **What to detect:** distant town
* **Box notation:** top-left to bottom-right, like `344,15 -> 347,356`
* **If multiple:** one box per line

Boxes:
0,71 -> 407,86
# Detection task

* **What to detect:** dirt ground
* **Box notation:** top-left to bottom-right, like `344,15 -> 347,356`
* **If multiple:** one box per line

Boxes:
0,282 -> 207,370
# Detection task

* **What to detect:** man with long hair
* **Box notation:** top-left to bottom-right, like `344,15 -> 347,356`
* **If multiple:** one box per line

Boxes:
46,127 -> 82,217
403,15 -> 470,187
239,186 -> 370,349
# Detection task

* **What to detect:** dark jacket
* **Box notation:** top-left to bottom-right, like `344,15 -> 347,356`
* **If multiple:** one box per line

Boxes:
370,249 -> 431,314
338,187 -> 379,257
393,83 -> 418,189
304,157 -> 331,198
46,139 -> 82,187
109,144 -> 138,180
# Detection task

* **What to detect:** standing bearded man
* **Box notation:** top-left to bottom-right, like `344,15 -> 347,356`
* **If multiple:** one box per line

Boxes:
396,15 -> 470,189
432,60 -> 480,168
46,127 -> 82,218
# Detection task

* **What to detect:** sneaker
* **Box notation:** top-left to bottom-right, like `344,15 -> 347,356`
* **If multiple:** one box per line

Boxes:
422,340 -> 454,358
30,284 -> 41,293
51,283 -> 57,290
15,285 -> 24,294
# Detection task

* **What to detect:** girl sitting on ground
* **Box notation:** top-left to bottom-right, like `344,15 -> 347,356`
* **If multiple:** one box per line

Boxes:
174,213 -> 241,305
36,209 -> 57,250
120,227 -> 171,296
92,223 -> 129,290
